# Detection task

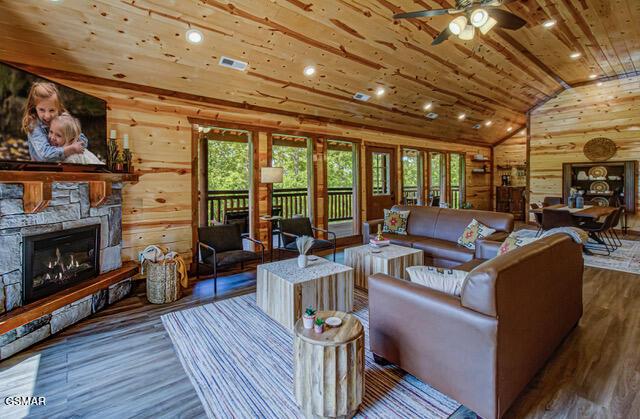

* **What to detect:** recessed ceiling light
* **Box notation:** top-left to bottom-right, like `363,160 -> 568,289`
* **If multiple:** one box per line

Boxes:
589,74 -> 598,79
519,129 -> 526,135
507,127 -> 513,132
597,82 -> 603,86
185,29 -> 203,44
375,87 -> 385,97
458,113 -> 466,120
542,19 -> 556,28
484,120 -> 493,127
303,66 -> 316,77
423,102 -> 433,111
570,52 -> 581,59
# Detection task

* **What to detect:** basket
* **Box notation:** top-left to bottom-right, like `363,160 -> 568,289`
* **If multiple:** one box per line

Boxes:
145,260 -> 180,304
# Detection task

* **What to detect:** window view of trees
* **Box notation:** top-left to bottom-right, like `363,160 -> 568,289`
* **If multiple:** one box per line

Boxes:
430,152 -> 442,196
327,148 -> 353,188
207,139 -> 249,191
272,143 -> 308,189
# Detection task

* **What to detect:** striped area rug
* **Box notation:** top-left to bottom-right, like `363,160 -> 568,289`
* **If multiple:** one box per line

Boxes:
161,290 -> 461,418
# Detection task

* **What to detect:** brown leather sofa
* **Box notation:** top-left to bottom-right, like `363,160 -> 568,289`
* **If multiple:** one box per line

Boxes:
363,206 -> 514,268
367,234 -> 584,419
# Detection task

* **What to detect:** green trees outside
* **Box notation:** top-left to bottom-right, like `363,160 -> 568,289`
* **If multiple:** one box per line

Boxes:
327,148 -> 354,188
207,140 -> 250,190
272,144 -> 309,189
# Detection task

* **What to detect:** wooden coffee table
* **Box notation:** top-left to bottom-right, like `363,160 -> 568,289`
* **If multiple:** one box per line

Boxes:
344,244 -> 423,289
294,311 -> 364,419
256,257 -> 353,331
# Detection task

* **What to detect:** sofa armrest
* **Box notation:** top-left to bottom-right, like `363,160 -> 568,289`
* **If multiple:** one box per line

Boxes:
475,239 -> 502,260
484,231 -> 509,242
368,273 -> 498,417
362,219 -> 384,243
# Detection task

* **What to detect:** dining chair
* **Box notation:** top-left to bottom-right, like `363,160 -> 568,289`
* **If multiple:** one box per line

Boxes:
530,203 -> 543,236
542,196 -> 563,207
541,208 -> 576,230
581,210 -> 618,255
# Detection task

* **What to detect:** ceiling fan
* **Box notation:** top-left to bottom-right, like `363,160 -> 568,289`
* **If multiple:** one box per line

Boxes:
393,0 -> 526,45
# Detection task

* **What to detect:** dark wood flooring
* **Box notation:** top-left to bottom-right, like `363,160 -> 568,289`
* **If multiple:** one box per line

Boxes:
1,253 -> 639,418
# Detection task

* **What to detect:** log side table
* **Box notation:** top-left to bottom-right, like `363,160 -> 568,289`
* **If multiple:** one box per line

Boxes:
294,311 -> 364,419
344,244 -> 423,289
257,258 -> 353,331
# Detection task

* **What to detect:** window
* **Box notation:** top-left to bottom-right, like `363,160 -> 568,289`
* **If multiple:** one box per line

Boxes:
402,149 -> 422,205
372,152 -> 391,196
429,152 -> 444,202
271,134 -> 311,218
326,139 -> 358,238
449,153 -> 465,209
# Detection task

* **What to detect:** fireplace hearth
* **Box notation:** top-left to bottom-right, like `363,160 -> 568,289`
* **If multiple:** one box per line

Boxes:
22,225 -> 100,305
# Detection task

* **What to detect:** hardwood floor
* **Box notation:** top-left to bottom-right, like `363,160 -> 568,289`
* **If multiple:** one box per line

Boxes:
1,255 -> 639,418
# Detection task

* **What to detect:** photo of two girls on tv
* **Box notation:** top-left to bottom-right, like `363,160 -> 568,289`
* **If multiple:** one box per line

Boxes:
0,61 -> 108,168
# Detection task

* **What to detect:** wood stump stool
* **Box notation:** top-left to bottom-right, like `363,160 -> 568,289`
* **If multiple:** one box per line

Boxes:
294,311 -> 364,419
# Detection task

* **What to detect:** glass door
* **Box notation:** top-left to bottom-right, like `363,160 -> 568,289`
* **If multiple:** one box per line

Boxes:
271,134 -> 311,219
448,153 -> 465,209
402,148 -> 422,205
326,139 -> 358,238
429,152 -> 444,206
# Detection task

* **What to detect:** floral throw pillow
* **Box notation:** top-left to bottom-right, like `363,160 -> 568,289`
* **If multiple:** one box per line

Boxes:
407,266 -> 467,297
457,219 -> 496,250
498,233 -> 539,255
382,209 -> 410,235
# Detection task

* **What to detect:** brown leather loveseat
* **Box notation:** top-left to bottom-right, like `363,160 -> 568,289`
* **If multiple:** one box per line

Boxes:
363,206 -> 514,268
368,234 -> 584,418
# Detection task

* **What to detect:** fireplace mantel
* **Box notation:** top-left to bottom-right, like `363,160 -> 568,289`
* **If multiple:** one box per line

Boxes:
0,170 -> 138,213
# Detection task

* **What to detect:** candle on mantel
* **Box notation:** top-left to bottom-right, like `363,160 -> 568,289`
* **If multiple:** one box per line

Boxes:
123,134 -> 129,149
110,129 -> 117,140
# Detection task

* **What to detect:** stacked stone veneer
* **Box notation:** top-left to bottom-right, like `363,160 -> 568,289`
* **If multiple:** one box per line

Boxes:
0,182 -> 135,360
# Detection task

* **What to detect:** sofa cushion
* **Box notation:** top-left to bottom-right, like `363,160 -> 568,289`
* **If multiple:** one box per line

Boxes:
383,209 -> 410,235
457,219 -> 497,250
432,208 -> 513,243
413,238 -> 475,263
406,266 -> 467,297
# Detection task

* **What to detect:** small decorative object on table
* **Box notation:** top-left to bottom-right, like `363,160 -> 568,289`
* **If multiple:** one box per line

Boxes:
313,317 -> 325,334
303,307 -> 316,329
461,202 -> 473,209
107,130 -> 120,172
370,224 -> 390,248
325,316 -> 342,327
296,235 -> 314,268
122,134 -> 133,173
575,190 -> 584,209
376,224 -> 384,241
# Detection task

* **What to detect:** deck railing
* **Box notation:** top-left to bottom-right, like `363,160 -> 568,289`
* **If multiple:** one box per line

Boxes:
207,187 -> 355,223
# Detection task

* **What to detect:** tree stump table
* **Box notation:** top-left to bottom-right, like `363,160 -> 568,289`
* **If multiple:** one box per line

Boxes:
294,311 -> 364,419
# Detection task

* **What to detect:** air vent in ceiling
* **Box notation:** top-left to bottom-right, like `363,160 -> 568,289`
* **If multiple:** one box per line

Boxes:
353,92 -> 371,102
219,56 -> 248,71
473,123 -> 481,129
426,112 -> 439,120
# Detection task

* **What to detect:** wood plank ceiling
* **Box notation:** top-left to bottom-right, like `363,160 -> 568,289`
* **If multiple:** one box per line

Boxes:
0,0 -> 638,146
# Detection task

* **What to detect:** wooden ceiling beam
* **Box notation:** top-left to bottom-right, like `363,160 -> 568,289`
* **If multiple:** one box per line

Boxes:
9,61 -> 490,147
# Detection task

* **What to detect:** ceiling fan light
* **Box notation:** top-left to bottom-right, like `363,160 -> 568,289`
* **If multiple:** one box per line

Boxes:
459,25 -> 475,40
449,16 -> 467,35
470,9 -> 489,27
479,17 -> 498,35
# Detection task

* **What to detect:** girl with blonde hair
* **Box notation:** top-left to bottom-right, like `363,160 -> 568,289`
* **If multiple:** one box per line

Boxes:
48,113 -> 103,164
22,81 -> 87,161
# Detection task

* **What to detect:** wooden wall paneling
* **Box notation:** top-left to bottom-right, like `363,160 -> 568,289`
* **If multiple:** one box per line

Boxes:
313,136 -> 327,239
256,132 -> 272,250
530,75 -> 640,232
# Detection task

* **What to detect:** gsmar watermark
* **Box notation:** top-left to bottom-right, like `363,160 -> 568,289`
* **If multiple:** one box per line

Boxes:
4,396 -> 46,406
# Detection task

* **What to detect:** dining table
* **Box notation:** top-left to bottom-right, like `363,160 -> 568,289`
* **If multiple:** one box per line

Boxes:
530,204 -> 618,254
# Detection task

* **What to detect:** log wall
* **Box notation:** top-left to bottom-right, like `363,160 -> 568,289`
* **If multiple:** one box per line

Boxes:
50,80 -> 491,263
530,75 -> 640,232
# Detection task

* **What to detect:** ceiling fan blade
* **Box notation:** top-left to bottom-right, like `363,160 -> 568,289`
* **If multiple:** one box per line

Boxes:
394,9 -> 451,19
431,28 -> 452,45
490,8 -> 527,30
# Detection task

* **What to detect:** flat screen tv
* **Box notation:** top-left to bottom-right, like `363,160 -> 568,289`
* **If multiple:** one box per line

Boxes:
0,61 -> 107,170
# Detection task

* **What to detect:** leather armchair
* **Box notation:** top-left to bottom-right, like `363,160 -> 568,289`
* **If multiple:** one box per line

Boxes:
277,217 -> 336,261
196,223 -> 264,294
368,234 -> 584,418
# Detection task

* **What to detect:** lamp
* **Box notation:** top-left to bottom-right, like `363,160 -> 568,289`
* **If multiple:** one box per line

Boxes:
448,16 -> 467,35
470,9 -> 489,27
479,17 -> 498,35
261,167 -> 283,183
459,25 -> 475,40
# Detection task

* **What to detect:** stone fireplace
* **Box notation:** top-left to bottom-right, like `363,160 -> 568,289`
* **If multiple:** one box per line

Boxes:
0,181 -> 136,360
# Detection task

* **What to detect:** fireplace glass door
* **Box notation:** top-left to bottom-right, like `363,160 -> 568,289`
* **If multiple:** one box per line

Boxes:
23,225 -> 100,305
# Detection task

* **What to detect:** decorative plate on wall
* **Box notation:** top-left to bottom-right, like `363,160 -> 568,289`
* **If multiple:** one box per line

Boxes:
591,197 -> 610,207
590,181 -> 610,193
588,166 -> 608,178
584,137 -> 616,161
